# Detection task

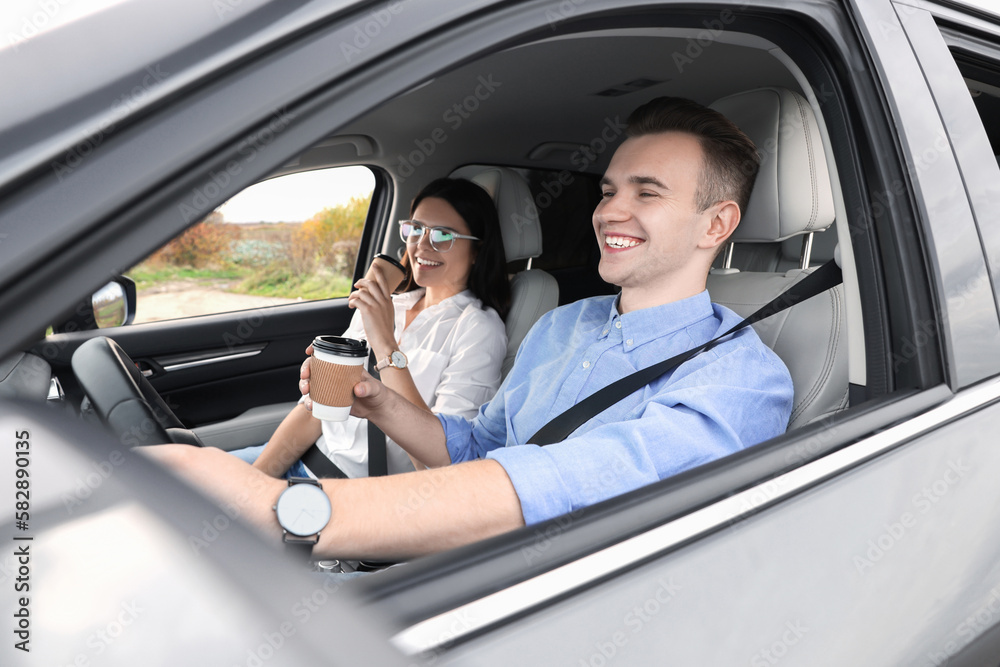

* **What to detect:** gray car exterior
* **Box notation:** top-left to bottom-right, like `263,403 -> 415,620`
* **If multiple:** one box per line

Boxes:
2,0 -> 1000,665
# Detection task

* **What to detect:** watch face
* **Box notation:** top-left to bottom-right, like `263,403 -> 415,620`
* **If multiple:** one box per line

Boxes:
391,350 -> 406,368
275,483 -> 332,537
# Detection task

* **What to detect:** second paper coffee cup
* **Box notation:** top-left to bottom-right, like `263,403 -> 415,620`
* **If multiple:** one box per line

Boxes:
309,336 -> 369,421
366,253 -> 407,293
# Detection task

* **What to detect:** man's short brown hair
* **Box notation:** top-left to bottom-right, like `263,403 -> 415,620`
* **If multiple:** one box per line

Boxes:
626,96 -> 760,215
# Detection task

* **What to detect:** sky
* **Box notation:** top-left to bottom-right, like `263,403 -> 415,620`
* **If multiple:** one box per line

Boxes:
217,166 -> 376,224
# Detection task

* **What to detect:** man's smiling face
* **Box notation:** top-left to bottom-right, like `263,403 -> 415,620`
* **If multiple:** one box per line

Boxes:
593,131 -> 721,312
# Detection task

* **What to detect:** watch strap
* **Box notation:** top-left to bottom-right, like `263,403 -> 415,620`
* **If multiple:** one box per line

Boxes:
287,476 -> 321,487
375,349 -> 405,371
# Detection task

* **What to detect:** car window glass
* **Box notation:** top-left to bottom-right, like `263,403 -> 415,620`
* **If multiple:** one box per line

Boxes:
951,59 -> 1000,164
122,166 -> 374,323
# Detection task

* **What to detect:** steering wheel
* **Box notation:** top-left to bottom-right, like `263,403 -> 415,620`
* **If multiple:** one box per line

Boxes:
71,336 -> 204,447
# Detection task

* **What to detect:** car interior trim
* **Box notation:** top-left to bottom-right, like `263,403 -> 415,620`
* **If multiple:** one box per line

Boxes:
391,376 -> 1000,655
47,376 -> 64,402
159,347 -> 266,373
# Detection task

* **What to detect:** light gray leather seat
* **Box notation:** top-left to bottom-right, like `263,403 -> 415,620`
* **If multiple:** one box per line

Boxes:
450,165 -> 559,377
708,87 -> 849,429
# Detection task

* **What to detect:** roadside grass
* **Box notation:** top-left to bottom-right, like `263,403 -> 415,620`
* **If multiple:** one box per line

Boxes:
128,264 -> 244,290
238,268 -> 353,300
128,261 -> 353,301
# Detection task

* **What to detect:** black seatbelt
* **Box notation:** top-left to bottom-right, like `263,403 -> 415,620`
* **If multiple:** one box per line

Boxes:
301,351 -> 389,478
528,259 -> 843,446
301,443 -> 348,478
366,353 -> 389,477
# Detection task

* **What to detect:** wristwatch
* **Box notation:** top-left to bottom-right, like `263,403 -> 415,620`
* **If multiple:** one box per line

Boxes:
274,477 -> 332,560
375,349 -> 408,371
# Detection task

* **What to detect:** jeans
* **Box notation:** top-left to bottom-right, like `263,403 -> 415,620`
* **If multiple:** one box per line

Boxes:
229,443 -> 312,479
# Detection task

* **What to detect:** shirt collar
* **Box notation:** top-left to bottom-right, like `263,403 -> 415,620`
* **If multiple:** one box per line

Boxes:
395,288 -> 476,313
603,291 -> 715,349
395,288 -> 425,310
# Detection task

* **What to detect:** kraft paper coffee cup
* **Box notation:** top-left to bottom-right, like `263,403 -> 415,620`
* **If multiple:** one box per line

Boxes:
309,336 -> 368,421
366,253 -> 407,294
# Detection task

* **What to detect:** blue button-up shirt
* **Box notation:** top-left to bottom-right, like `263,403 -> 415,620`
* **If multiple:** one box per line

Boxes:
440,291 -> 794,525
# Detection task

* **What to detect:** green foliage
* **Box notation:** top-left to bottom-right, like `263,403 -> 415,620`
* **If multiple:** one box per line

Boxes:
239,267 -> 354,299
290,194 -> 370,277
127,265 -> 243,290
230,239 -> 283,266
126,194 -> 371,302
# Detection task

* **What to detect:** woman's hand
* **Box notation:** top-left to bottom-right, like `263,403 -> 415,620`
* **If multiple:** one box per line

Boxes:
348,264 -> 397,356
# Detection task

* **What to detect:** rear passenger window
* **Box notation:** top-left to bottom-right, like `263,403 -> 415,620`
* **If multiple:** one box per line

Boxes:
946,43 -> 1000,164
123,166 -> 375,323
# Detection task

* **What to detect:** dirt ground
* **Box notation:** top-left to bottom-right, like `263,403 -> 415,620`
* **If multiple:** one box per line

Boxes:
135,280 -> 299,323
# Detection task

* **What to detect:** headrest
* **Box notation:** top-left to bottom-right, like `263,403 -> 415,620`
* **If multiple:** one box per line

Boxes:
449,165 -> 543,262
710,87 -> 835,242
780,225 -> 838,265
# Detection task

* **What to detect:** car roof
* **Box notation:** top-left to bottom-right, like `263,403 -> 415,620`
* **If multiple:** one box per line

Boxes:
939,0 -> 1000,20
0,0 -> 476,188
304,29 -> 804,181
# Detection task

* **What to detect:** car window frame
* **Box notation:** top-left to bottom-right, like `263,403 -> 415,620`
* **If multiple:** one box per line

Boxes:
930,21 -> 1000,323
852,0 -> 1000,389
119,164 -> 382,325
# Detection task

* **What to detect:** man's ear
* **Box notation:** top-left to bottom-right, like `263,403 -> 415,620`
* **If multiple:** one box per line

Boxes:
699,200 -> 741,251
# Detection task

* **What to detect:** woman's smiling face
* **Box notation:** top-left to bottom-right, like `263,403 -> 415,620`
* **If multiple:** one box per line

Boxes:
406,196 -> 477,299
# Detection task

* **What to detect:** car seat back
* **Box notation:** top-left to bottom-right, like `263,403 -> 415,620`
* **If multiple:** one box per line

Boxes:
708,87 -> 848,428
450,165 -> 559,378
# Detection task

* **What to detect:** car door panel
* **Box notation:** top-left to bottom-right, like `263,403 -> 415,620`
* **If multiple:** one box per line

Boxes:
429,380 -> 1000,665
119,298 -> 356,427
37,298 -> 356,428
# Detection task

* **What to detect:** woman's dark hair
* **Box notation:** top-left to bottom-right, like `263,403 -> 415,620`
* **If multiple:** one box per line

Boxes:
398,177 -> 511,321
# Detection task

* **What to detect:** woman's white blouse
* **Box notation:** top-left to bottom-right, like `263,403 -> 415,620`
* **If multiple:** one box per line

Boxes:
309,288 -> 507,477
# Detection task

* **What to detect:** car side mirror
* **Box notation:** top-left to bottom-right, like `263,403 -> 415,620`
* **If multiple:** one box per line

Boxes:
52,276 -> 137,334
92,277 -> 137,328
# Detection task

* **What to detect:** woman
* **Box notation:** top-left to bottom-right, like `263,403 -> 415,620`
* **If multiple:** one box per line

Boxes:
232,177 -> 510,478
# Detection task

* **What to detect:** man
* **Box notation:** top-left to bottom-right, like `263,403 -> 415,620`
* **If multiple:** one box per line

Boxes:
148,97 -> 793,561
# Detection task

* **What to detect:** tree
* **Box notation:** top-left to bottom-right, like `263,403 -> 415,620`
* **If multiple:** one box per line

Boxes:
292,194 -> 371,276
151,211 -> 235,269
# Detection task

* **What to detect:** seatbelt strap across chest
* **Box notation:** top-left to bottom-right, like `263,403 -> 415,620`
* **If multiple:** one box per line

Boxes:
528,259 -> 843,446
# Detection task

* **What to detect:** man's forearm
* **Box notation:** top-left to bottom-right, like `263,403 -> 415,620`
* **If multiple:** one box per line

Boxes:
314,458 -> 524,560
144,445 -> 525,561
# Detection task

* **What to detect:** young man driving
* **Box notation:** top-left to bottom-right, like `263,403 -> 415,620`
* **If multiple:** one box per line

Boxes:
147,97 -> 793,561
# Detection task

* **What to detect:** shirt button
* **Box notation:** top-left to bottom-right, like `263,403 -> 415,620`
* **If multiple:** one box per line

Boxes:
583,361 -> 591,369
602,329 -> 609,336
626,339 -> 633,346
615,321 -> 622,329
